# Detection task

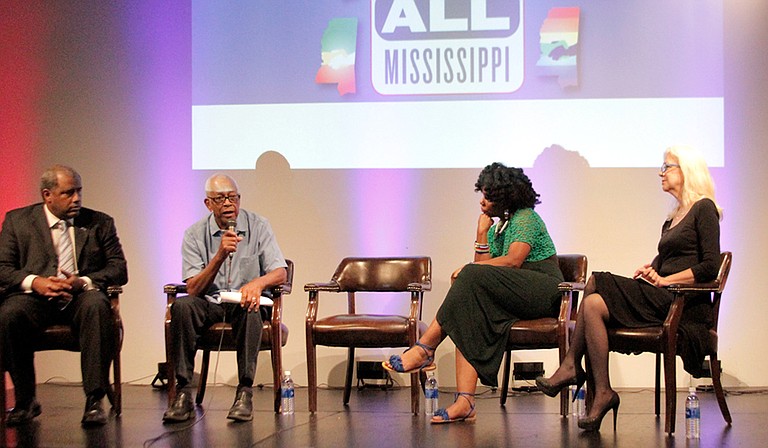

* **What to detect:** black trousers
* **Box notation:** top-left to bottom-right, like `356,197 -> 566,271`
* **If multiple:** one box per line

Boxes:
0,290 -> 116,407
168,295 -> 263,389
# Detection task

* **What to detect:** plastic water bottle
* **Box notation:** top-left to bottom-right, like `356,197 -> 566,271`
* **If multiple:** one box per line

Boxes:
572,384 -> 586,418
685,387 -> 700,439
281,370 -> 295,415
424,372 -> 439,415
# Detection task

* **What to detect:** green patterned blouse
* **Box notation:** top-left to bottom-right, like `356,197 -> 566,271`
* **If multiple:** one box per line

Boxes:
488,208 -> 557,262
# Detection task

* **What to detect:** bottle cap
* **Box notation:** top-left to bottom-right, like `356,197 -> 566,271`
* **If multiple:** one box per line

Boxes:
688,386 -> 696,393
285,370 -> 291,376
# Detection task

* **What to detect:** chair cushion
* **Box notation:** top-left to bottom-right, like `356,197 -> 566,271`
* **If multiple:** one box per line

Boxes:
197,322 -> 288,350
608,327 -> 665,354
507,318 -> 560,348
36,325 -> 80,351
313,314 -> 427,348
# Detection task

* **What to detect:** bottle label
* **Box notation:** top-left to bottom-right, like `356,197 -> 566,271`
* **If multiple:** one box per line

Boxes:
425,388 -> 438,399
282,388 -> 295,399
685,407 -> 700,419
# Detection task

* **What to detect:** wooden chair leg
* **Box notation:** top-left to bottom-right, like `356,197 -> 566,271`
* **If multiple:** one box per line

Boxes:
308,343 -> 317,413
343,347 -> 355,406
559,385 -> 569,417
500,351 -> 511,406
113,349 -> 122,416
710,355 -> 732,424
558,343 -> 569,417
0,372 -> 6,424
410,370 -> 420,415
663,352 -> 676,435
165,323 -> 177,406
655,353 -> 661,416
112,311 -> 123,416
166,358 -> 177,406
271,341 -> 282,413
196,350 -> 211,405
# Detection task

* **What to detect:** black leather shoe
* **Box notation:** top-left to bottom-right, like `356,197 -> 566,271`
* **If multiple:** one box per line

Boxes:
81,395 -> 107,427
226,387 -> 253,422
6,400 -> 42,426
162,390 -> 194,423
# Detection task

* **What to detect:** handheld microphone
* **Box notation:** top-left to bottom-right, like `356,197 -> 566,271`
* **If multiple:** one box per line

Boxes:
227,219 -> 237,260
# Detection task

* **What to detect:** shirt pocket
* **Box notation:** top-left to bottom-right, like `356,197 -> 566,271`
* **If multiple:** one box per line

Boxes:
239,255 -> 260,283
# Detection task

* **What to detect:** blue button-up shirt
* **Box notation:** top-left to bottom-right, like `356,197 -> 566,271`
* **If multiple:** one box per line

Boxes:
181,209 -> 286,300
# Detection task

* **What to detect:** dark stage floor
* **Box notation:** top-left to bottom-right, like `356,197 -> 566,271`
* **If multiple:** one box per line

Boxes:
2,382 -> 767,447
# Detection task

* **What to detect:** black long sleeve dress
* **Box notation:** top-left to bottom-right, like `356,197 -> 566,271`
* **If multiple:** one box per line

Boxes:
592,198 -> 721,376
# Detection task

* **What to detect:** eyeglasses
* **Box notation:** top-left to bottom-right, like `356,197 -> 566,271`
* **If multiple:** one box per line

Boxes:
207,194 -> 241,205
660,163 -> 680,174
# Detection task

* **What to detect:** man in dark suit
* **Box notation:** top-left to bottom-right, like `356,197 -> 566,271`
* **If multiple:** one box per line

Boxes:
0,165 -> 128,427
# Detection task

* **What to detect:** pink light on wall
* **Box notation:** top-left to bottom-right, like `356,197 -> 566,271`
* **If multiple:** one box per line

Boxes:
350,169 -> 421,314
0,2 -> 52,221
350,169 -> 420,255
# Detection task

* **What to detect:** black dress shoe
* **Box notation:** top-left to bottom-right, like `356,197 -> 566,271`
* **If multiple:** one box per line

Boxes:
81,395 -> 107,427
162,390 -> 194,423
226,387 -> 253,422
6,400 -> 42,426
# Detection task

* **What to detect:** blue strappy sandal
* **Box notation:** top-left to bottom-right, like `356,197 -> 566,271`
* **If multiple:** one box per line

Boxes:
431,392 -> 476,424
382,341 -> 436,373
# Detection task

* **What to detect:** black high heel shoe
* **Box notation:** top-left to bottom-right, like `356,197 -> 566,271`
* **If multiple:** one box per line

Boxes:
577,391 -> 620,432
535,368 -> 587,399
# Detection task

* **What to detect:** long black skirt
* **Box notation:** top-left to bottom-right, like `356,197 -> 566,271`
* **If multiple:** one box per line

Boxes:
592,271 -> 714,377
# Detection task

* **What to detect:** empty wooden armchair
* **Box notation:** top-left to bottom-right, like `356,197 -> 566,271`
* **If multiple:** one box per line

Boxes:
305,256 -> 432,415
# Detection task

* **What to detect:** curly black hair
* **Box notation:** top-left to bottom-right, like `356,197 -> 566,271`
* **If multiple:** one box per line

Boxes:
474,162 -> 540,215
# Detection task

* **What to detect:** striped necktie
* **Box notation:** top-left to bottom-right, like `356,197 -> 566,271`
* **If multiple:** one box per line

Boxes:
57,220 -> 76,277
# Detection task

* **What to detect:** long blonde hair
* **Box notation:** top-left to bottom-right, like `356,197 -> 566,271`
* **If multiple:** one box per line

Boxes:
665,146 -> 723,220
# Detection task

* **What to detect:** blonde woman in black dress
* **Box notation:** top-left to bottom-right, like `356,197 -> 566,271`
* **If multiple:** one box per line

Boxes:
536,146 -> 722,431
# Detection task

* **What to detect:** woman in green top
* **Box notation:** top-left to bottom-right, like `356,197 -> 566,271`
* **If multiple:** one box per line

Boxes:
383,162 -> 563,423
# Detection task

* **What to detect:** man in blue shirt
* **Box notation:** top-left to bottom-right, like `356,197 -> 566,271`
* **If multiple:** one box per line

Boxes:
163,174 -> 287,423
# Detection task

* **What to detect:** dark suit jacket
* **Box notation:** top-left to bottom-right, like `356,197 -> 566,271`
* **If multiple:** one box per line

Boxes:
0,203 -> 128,298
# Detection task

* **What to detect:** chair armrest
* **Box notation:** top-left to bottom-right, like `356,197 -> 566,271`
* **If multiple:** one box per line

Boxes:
407,281 -> 432,292
106,286 -> 122,316
164,283 -> 187,295
163,283 -> 186,322
556,284 -> 581,324
304,281 -> 341,292
558,281 -> 585,292
272,283 -> 291,296
662,282 -> 720,335
304,281 -> 342,327
659,291 -> 689,340
667,282 -> 720,293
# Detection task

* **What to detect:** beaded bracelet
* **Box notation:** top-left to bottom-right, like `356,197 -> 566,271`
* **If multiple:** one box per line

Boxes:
474,241 -> 490,251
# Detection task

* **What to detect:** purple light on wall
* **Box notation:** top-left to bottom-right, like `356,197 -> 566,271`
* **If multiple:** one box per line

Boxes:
350,169 -> 418,255
350,169 -> 420,314
118,2 -> 198,284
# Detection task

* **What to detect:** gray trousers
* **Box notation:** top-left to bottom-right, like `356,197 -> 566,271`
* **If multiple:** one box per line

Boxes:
168,295 -> 263,388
